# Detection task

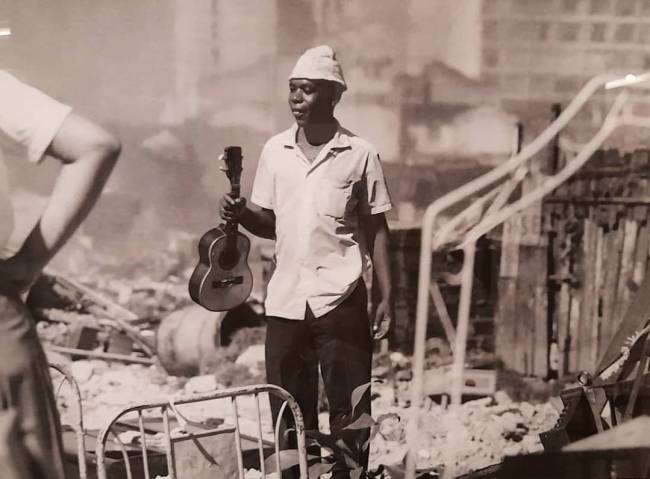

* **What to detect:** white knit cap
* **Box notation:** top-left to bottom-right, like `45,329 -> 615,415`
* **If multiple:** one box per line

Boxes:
289,45 -> 347,92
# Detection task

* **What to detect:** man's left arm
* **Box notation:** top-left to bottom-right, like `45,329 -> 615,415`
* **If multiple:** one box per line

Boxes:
362,212 -> 394,340
1,112 -> 120,290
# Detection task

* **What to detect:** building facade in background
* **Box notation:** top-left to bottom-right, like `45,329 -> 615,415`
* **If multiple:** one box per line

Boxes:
1,0 -> 649,241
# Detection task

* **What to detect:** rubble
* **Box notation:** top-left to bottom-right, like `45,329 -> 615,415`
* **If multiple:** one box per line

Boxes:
235,344 -> 266,374
50,350 -> 559,478
34,250 -> 559,478
183,374 -> 219,393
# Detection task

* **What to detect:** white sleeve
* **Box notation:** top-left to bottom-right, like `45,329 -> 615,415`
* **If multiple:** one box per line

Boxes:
0,71 -> 72,163
360,149 -> 392,215
250,143 -> 275,209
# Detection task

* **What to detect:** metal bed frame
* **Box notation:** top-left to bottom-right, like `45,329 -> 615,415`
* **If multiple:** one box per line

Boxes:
404,71 -> 650,477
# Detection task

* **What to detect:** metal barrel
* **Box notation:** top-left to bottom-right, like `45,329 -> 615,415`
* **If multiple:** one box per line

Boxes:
156,305 -> 225,376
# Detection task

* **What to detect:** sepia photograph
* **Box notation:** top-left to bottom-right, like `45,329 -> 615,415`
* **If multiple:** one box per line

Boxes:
1,1 -> 650,478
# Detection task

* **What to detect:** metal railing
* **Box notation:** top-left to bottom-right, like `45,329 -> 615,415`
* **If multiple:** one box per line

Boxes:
404,71 -> 650,478
49,362 -> 88,479
95,383 -> 308,479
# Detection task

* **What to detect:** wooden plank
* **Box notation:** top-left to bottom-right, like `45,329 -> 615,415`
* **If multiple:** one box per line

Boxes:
594,170 -> 612,364
579,176 -> 599,371
613,218 -> 639,331
567,288 -> 581,372
565,416 -> 650,451
500,216 -> 521,278
568,175 -> 586,371
515,246 -> 537,375
522,169 -> 549,377
495,213 -> 523,371
545,185 -> 566,377
633,220 -> 649,284
557,273 -> 571,375
599,224 -> 625,357
632,155 -> 650,288
577,219 -> 597,371
532,266 -> 548,376
591,226 -> 604,368
552,180 -> 572,375
495,278 -> 518,370
596,267 -> 650,376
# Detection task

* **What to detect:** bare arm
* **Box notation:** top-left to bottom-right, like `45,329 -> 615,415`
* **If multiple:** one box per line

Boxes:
2,112 -> 120,288
220,194 -> 275,240
361,212 -> 394,339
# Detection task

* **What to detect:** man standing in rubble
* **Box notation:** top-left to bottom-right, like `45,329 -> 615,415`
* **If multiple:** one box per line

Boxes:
220,45 -> 394,477
0,70 -> 120,479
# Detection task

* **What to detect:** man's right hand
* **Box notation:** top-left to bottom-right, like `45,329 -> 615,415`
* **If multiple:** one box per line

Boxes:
220,194 -> 247,222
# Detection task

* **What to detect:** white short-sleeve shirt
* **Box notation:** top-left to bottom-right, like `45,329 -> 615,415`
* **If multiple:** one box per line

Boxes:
0,71 -> 72,253
251,122 -> 392,319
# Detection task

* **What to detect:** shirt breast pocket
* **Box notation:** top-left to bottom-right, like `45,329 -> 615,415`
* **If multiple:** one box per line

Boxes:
317,179 -> 354,219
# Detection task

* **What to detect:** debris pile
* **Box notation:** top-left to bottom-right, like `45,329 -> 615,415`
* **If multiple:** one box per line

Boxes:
367,390 -> 558,477
31,253 -> 559,478
52,354 -> 558,478
51,360 -> 275,440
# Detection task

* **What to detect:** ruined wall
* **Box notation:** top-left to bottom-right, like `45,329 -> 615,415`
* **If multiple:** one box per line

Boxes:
481,0 -> 650,148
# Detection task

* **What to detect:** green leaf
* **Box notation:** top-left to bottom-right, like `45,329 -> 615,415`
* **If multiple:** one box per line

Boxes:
344,412 -> 375,430
264,449 -> 300,473
309,461 -> 334,478
350,467 -> 364,479
350,382 -> 372,419
340,440 -> 362,469
305,430 -> 354,458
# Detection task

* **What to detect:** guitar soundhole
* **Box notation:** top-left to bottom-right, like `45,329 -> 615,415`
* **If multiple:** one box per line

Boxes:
218,250 -> 239,270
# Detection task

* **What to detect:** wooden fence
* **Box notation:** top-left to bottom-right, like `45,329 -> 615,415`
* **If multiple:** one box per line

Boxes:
495,149 -> 650,377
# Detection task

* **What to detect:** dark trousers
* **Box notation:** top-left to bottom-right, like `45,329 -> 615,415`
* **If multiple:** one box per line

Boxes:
0,287 -> 65,479
266,280 -> 372,479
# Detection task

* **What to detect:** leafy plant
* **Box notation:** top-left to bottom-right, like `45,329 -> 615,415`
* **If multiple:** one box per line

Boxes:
265,381 -> 401,478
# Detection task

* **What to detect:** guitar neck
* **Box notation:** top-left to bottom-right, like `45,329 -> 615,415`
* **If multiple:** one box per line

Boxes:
225,183 -> 240,235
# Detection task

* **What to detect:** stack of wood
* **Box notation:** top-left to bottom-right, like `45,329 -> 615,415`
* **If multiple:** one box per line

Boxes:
496,149 -> 650,377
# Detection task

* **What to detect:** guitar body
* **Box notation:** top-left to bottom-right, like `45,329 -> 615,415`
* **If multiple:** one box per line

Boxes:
189,145 -> 253,312
189,225 -> 253,311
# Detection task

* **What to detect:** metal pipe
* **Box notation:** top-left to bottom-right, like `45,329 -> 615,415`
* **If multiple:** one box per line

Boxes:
430,282 -> 456,351
94,385 -> 309,479
138,411 -> 151,479
450,242 -> 477,406
545,196 -> 650,206
49,363 -> 87,479
460,91 -> 629,246
113,431 -> 134,479
231,397 -> 246,479
405,204 -> 437,477
254,393 -> 267,477
162,406 -> 177,479
419,73 -> 626,239
274,401 -> 289,477
281,396 -> 309,478
405,72 -> 650,479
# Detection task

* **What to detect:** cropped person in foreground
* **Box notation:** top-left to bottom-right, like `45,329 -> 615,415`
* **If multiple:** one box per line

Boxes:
0,70 -> 120,478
